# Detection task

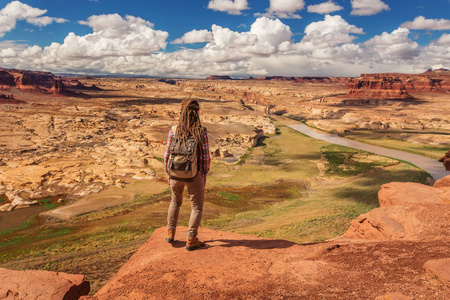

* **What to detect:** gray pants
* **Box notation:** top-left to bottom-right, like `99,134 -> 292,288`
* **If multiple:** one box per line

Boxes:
167,174 -> 205,239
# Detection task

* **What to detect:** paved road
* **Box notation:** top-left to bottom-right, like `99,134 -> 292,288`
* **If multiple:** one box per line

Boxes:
287,123 -> 448,180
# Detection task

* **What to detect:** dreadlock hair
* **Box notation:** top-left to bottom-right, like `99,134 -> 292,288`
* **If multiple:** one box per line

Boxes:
176,98 -> 204,157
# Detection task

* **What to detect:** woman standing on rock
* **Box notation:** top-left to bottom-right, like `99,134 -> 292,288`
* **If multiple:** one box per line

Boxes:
164,98 -> 210,251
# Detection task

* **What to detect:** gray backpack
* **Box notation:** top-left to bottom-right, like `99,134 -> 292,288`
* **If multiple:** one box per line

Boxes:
167,126 -> 199,181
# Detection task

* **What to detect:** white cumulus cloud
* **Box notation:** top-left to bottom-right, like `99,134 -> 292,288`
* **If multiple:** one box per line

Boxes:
295,15 -> 364,51
436,33 -> 450,45
1,12 -> 449,78
207,0 -> 249,15
351,0 -> 389,16
307,1 -> 343,14
172,29 -> 213,44
258,0 -> 305,19
0,1 -> 67,37
365,28 -> 420,60
417,33 -> 450,68
63,14 -> 168,58
401,16 -> 450,30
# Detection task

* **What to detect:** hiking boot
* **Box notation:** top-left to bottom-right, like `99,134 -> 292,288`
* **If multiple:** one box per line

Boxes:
186,237 -> 205,251
166,229 -> 176,243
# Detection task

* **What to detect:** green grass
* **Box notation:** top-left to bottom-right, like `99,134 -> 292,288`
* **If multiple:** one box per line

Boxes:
153,156 -> 164,163
0,216 -> 35,238
0,224 -> 154,264
38,198 -> 57,210
320,144 -> 398,177
217,192 -> 241,202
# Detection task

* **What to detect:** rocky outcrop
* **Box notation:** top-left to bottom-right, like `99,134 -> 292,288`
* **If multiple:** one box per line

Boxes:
439,150 -> 450,171
249,76 -> 349,84
0,94 -> 26,105
78,225 -> 450,299
0,68 -> 57,92
0,76 -> 277,213
206,75 -> 233,80
90,227 -> 329,299
346,75 -> 411,99
51,78 -> 65,95
345,69 -> 450,99
14,70 -> 55,89
0,191 -> 39,211
343,177 -> 450,240
0,268 -> 90,299
0,70 -> 15,89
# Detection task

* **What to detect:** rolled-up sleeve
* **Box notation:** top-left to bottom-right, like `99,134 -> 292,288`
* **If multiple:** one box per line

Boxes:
202,128 -> 210,175
164,129 -> 174,174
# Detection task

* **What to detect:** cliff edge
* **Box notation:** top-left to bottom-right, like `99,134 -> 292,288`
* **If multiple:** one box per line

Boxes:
3,176 -> 450,299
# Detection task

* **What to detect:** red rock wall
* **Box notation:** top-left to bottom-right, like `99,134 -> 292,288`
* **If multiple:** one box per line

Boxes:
14,70 -> 55,89
346,70 -> 450,99
0,68 -> 57,91
346,76 -> 411,99
0,70 -> 15,89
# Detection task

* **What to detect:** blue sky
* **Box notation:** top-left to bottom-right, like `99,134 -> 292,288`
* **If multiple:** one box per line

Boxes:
0,0 -> 449,77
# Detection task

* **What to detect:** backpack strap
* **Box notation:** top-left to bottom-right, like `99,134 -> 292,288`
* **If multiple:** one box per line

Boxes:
172,125 -> 177,136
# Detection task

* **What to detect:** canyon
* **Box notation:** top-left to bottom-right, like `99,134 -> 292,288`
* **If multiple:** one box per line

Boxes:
1,68 -> 449,213
0,68 -> 449,299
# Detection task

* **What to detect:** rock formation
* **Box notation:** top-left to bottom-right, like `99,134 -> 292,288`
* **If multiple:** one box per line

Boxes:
346,75 -> 412,99
249,76 -> 349,84
81,223 -> 449,299
0,68 -> 59,92
2,177 -> 450,299
440,150 -> 450,171
345,69 -> 450,99
0,268 -> 90,299
51,78 -> 65,95
0,70 -> 15,89
206,75 -> 233,80
343,176 -> 450,240
0,71 -> 278,213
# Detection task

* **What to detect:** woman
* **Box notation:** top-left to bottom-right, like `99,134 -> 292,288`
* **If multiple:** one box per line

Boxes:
164,98 -> 210,251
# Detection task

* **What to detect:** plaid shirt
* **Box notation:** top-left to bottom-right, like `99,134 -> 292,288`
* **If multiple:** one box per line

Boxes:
164,127 -> 210,176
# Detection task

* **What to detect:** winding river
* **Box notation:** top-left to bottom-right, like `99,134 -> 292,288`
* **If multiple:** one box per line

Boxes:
287,123 -> 448,180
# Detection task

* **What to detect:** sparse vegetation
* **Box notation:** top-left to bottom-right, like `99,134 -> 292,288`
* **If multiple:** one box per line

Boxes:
0,122 -> 433,294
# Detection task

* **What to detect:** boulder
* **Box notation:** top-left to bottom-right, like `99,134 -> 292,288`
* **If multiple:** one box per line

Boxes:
434,175 -> 450,188
344,181 -> 450,240
0,268 -> 90,300
343,203 -> 450,240
378,182 -> 448,206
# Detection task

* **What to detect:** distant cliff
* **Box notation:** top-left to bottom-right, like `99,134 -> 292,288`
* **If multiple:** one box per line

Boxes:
0,68 -> 65,94
346,69 -> 450,99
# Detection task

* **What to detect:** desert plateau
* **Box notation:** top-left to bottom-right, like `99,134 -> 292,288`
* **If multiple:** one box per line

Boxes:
2,0 -> 450,298
0,66 -> 449,299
